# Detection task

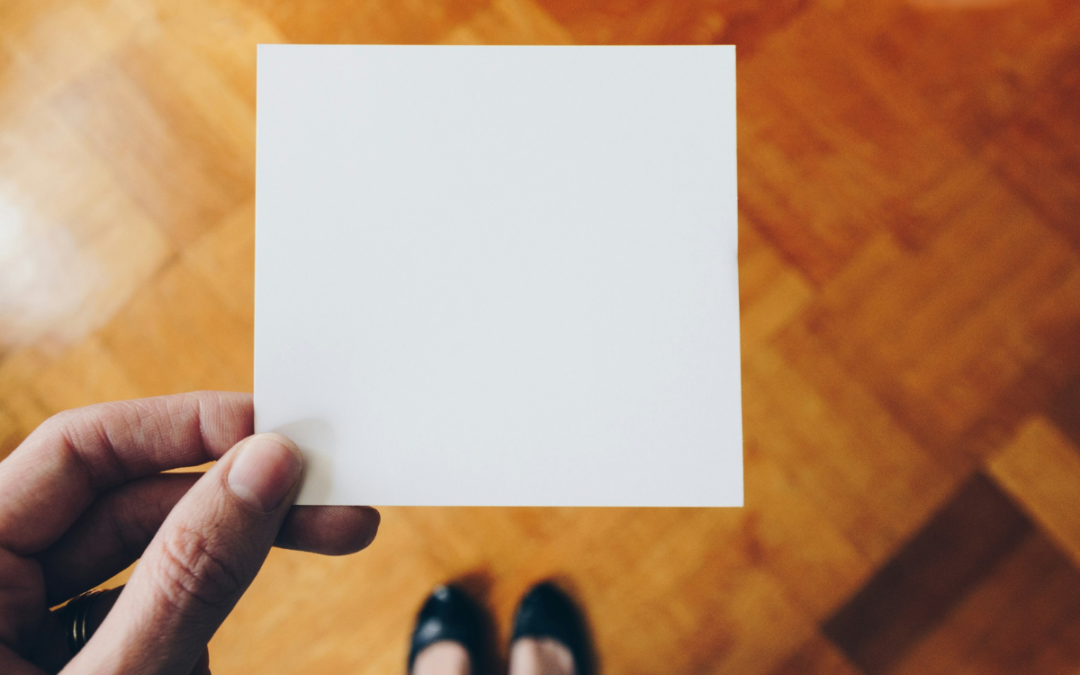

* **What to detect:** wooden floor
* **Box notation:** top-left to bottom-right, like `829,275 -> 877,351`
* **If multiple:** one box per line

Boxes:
2,0 -> 1080,673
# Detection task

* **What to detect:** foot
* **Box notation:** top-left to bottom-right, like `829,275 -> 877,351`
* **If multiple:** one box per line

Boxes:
413,640 -> 471,675
408,585 -> 486,675
508,637 -> 575,675
509,582 -> 590,675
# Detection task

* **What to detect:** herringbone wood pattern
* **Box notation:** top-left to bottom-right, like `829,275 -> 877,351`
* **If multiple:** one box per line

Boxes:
2,0 -> 1080,673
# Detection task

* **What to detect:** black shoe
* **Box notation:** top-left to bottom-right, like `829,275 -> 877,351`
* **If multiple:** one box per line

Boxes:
511,582 -> 592,675
408,585 -> 486,675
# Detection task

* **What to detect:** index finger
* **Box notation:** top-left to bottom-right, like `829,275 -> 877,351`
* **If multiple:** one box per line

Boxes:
0,391 -> 252,556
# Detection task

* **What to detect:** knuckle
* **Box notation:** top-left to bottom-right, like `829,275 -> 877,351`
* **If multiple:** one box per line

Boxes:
39,409 -> 86,446
151,526 -> 247,614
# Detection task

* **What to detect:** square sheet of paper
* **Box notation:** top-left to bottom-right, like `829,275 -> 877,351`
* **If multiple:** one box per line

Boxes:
255,45 -> 741,507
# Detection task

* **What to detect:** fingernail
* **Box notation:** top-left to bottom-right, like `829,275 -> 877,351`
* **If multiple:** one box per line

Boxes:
227,433 -> 303,512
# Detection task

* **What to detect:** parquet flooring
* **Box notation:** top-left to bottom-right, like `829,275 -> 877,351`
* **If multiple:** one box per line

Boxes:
2,0 -> 1080,673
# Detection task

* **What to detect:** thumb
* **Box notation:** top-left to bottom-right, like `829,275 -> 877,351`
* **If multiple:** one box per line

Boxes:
65,433 -> 304,675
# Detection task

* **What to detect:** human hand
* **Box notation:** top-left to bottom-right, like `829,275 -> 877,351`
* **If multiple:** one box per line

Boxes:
0,391 -> 380,675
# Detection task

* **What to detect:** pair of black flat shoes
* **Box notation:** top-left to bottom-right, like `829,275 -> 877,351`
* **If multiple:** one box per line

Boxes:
408,582 -> 591,675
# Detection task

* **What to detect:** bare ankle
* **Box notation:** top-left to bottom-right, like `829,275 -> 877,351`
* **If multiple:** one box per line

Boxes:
508,637 -> 575,675
412,641 -> 471,675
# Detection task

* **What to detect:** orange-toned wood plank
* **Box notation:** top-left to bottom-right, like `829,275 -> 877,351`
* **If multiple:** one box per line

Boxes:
770,632 -> 863,675
739,217 -> 816,348
890,532 -> 1080,675
0,0 -> 149,102
26,336 -> 143,412
0,404 -> 20,461
51,44 -> 252,246
244,0 -> 488,44
439,0 -> 573,44
0,101 -> 172,351
837,0 -> 1080,250
143,0 -> 286,109
183,200 -> 256,327
97,261 -> 253,395
803,174 -> 1080,456
741,264 -> 813,348
743,446 -> 871,619
825,474 -> 1032,674
530,0 -> 804,49
0,347 -> 55,435
988,418 -> 1080,568
736,0 -> 982,283
763,327 -> 958,560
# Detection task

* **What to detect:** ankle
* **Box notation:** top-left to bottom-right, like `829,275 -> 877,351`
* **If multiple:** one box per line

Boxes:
412,640 -> 471,675
509,637 -> 575,675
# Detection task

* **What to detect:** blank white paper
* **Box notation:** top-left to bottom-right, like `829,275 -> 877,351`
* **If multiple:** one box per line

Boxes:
255,45 -> 742,506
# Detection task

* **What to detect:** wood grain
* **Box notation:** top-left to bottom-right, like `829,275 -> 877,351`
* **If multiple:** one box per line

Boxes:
2,0 -> 1080,673
988,418 -> 1080,567
824,474 -> 1031,674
